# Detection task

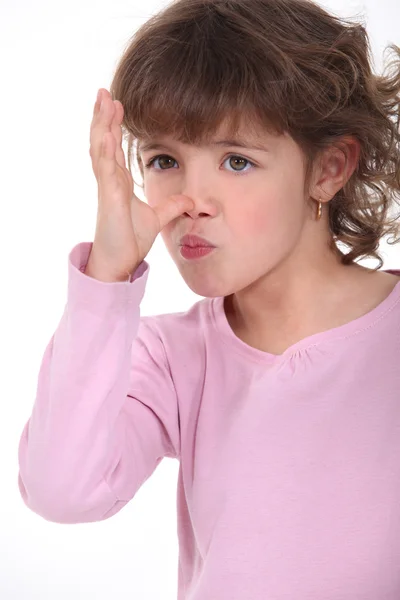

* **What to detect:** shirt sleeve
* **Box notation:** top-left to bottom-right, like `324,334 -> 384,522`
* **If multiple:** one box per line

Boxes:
17,242 -> 181,524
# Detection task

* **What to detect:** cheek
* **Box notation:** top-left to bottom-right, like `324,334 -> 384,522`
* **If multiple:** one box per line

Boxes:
230,198 -> 283,238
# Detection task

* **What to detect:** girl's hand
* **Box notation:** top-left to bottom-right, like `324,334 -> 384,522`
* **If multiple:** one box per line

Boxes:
87,88 -> 194,281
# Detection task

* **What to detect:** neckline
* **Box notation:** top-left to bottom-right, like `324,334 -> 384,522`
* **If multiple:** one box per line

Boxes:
210,269 -> 400,364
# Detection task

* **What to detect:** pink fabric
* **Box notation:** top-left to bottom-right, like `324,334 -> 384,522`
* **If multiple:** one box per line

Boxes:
18,241 -> 400,599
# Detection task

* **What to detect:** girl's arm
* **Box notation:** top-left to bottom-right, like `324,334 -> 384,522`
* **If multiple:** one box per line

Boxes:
17,241 -> 180,524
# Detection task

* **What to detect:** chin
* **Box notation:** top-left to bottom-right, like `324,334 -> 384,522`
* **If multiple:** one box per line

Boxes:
177,270 -> 239,298
174,269 -> 223,298
183,279 -> 226,298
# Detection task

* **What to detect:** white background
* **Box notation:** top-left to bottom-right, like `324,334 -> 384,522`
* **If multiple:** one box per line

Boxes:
1,0 -> 399,598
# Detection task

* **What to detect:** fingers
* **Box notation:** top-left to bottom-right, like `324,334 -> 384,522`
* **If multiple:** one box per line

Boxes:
92,88 -> 103,117
111,100 -> 127,170
154,195 -> 196,231
90,89 -> 127,177
98,132 -> 118,190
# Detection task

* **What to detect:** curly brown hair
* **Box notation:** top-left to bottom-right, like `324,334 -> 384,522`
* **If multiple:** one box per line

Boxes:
109,0 -> 400,269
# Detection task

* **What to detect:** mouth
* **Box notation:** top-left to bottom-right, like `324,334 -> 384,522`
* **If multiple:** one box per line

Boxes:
179,245 -> 216,260
179,234 -> 216,248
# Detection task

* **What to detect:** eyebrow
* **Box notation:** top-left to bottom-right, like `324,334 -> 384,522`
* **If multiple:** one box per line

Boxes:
138,139 -> 269,153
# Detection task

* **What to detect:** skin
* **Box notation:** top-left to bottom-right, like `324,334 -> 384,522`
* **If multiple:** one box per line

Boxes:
138,118 -> 400,354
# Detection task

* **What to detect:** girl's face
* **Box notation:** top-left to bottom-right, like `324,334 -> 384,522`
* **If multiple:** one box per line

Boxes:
139,121 -> 333,298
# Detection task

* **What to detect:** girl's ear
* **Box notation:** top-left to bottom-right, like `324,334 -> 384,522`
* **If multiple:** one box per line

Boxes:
310,136 -> 361,202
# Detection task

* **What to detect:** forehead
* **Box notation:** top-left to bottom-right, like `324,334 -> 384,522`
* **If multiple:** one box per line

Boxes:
138,117 -> 285,152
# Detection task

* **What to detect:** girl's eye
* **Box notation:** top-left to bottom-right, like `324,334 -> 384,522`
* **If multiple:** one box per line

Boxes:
143,154 -> 255,174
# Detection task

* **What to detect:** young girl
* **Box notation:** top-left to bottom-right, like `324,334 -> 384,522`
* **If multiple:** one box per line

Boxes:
18,0 -> 400,597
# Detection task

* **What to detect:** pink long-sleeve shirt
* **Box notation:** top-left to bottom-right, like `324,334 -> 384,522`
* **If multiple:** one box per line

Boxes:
18,241 -> 400,599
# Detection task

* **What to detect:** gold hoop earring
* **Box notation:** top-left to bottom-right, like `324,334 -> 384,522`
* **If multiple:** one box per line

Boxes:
316,200 -> 322,221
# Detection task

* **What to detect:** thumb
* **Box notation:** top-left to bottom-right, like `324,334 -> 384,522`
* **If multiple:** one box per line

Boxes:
153,195 -> 195,231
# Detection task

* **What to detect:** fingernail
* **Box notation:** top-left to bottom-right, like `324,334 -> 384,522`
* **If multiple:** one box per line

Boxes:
97,89 -> 102,103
